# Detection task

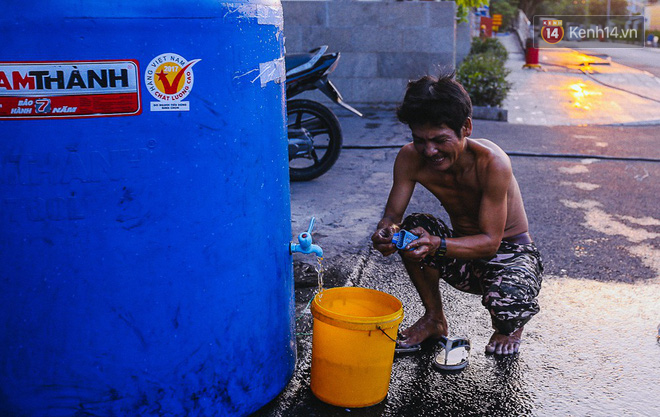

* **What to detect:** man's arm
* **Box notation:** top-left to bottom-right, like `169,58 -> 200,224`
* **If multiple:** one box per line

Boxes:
372,146 -> 417,256
406,154 -> 511,260
447,156 -> 510,257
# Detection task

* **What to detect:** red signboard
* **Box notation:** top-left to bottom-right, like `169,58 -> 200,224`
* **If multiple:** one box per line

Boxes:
480,17 -> 493,38
0,60 -> 141,119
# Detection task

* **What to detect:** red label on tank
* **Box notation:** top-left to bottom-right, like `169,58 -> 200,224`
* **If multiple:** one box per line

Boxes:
0,60 -> 141,119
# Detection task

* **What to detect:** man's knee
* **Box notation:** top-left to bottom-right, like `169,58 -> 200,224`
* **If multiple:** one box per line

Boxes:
400,213 -> 451,238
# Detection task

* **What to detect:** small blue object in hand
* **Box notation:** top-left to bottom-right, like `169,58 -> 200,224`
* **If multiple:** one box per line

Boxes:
392,230 -> 418,250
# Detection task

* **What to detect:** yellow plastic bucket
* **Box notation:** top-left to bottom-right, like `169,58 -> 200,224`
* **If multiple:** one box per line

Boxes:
310,287 -> 404,407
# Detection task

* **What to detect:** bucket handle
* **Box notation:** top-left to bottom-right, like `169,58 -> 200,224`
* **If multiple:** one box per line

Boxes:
377,325 -> 397,343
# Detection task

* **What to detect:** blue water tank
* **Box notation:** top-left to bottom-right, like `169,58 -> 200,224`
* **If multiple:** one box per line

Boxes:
0,1 -> 294,416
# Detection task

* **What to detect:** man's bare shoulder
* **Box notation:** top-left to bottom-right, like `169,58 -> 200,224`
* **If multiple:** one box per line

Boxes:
467,138 -> 511,171
395,143 -> 423,166
397,142 -> 418,157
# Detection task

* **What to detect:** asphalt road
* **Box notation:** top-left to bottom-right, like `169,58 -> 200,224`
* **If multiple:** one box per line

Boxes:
257,108 -> 660,417
291,111 -> 660,283
471,121 -> 660,283
256,35 -> 660,417
579,46 -> 660,78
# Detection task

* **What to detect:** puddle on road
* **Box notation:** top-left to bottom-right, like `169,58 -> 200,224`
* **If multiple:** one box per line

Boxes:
361,260 -> 660,416
569,82 -> 604,112
526,277 -> 660,416
260,256 -> 660,416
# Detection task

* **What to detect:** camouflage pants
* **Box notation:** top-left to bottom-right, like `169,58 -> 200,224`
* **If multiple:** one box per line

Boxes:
401,213 -> 543,335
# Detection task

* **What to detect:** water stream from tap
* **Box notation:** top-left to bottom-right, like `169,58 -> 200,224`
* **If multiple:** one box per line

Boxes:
315,256 -> 324,296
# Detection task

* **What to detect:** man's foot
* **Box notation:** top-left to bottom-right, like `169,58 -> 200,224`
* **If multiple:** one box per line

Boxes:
485,327 -> 523,355
397,314 -> 448,348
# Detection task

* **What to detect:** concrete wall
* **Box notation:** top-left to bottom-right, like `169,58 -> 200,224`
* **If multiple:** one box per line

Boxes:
455,20 -> 471,65
513,9 -> 531,50
282,0 -> 457,104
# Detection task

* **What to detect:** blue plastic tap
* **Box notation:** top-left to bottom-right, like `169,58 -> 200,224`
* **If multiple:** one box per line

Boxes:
290,217 -> 324,257
392,229 -> 418,250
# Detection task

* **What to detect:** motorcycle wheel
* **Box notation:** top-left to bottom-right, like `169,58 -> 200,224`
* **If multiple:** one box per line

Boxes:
287,99 -> 343,182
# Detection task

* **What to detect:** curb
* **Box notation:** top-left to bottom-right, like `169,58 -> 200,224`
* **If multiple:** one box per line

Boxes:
472,106 -> 508,122
603,119 -> 660,127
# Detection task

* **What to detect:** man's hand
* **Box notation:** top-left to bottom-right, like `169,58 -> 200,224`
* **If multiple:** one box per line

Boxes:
401,227 -> 441,262
371,224 -> 399,257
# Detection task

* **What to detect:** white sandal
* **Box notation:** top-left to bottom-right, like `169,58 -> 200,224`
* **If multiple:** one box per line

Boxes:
433,336 -> 471,371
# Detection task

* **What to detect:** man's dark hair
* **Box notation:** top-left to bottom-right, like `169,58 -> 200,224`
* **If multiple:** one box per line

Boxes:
396,72 -> 472,138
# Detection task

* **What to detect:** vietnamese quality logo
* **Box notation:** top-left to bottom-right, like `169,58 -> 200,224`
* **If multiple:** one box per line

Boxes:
541,19 -> 565,44
145,53 -> 201,112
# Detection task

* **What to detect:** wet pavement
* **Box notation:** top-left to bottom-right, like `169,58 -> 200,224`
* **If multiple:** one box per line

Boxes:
256,41 -> 660,417
500,33 -> 660,126
258,257 -> 660,416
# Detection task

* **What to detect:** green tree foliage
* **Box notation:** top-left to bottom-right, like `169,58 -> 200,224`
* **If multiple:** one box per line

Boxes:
490,0 -> 518,30
469,37 -> 509,61
536,0 -> 587,16
530,0 -> 631,18
457,54 -> 511,107
455,0 -> 489,23
457,38 -> 511,107
517,0 -> 545,19
586,0 -> 629,16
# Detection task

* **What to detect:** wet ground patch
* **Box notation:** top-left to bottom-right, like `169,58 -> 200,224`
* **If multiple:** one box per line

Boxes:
258,250 -> 660,416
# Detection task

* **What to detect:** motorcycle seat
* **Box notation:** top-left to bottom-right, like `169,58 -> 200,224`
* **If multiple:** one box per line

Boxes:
285,46 -> 328,76
285,53 -> 316,73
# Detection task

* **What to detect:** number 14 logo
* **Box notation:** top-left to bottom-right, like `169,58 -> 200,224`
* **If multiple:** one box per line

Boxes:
541,20 -> 564,44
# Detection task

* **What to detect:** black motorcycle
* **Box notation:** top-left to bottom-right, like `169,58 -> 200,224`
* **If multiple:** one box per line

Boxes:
285,46 -> 362,181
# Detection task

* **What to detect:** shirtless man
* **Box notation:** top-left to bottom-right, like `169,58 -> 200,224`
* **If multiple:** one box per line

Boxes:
371,74 -> 543,355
